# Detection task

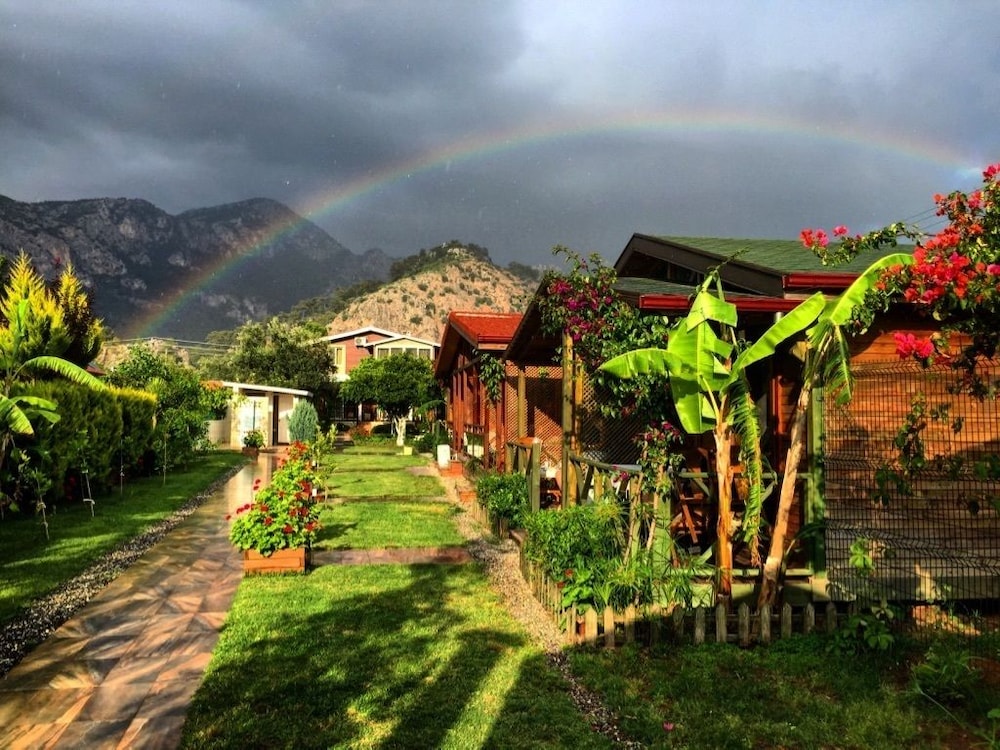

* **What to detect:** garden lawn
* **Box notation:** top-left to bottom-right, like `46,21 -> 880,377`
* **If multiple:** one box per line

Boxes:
181,564 -> 609,750
567,637 -> 991,749
316,500 -> 465,549
0,451 -> 246,625
322,456 -> 444,499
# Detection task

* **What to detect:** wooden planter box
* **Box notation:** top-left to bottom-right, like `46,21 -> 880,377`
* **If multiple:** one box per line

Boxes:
242,547 -> 310,575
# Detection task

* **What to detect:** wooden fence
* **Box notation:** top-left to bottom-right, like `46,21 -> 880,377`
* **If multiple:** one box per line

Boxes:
518,545 -> 840,648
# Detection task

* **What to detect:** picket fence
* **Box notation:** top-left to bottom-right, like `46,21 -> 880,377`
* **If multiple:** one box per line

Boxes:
517,545 -> 841,648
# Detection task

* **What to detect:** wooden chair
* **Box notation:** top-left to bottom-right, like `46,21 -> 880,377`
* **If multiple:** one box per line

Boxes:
672,447 -> 712,545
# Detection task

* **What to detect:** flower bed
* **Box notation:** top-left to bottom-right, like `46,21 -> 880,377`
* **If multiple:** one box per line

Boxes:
227,443 -> 322,570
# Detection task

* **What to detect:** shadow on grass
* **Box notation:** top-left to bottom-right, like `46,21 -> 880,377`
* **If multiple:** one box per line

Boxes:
181,563 -> 608,749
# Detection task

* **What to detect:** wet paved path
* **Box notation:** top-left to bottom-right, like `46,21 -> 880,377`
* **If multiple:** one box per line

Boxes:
0,456 -> 278,750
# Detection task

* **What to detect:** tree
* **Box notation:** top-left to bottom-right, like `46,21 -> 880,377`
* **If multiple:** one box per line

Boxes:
601,272 -> 825,599
108,344 -> 227,468
0,255 -> 106,496
757,254 -> 912,607
339,354 -> 436,446
198,318 -> 337,423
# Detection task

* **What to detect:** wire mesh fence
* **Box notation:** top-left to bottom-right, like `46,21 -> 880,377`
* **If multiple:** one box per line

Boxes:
822,357 -> 1000,643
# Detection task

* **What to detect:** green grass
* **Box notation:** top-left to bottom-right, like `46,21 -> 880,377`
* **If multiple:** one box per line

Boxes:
181,565 -> 609,749
566,637 -> 996,749
316,500 -> 466,549
0,451 -> 246,624
322,455 -> 444,499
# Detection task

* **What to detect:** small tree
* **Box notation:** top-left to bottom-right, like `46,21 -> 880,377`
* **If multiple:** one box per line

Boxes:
0,255 -> 107,496
339,354 -> 436,446
288,400 -> 319,444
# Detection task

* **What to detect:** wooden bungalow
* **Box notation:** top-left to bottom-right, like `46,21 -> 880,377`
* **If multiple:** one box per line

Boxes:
434,311 -> 523,468
504,235 -> 1000,604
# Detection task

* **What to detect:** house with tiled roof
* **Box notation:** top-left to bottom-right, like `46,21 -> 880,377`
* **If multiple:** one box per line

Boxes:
504,234 -> 1000,601
434,311 -> 523,467
319,325 -> 438,423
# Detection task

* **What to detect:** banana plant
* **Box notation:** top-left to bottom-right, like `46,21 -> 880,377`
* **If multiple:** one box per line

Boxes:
601,272 -> 825,599
757,252 -> 913,607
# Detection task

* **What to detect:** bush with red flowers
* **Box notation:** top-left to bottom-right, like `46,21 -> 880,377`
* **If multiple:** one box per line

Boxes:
227,456 -> 322,556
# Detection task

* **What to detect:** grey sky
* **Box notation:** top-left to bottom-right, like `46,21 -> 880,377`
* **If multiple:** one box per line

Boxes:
2,1 -> 998,266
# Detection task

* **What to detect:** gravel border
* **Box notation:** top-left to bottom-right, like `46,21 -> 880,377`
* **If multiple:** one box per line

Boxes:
443,475 -> 644,749
0,464 -> 243,678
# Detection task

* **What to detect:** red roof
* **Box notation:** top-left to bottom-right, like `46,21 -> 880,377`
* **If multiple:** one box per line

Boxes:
434,311 -> 523,379
447,311 -> 523,346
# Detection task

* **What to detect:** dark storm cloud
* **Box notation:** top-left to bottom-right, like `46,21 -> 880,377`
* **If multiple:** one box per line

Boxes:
2,1 -> 999,265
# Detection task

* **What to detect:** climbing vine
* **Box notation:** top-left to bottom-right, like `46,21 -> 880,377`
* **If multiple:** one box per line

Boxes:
478,353 -> 505,404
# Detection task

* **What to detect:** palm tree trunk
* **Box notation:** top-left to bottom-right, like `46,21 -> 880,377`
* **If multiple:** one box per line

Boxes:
714,421 -> 734,600
757,381 -> 811,608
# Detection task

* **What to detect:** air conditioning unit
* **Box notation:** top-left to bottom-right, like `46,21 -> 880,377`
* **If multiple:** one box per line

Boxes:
354,336 -> 368,346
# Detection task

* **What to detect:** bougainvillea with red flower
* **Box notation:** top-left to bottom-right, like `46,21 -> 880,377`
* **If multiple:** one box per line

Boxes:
538,245 -> 674,417
227,455 -> 322,555
801,163 -> 1000,384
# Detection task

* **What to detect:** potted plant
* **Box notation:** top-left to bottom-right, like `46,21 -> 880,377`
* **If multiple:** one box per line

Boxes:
242,428 -> 265,458
227,455 -> 322,574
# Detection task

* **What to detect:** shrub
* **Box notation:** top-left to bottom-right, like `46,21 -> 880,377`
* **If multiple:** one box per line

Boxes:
287,400 -> 319,444
523,501 -> 625,580
475,471 -> 529,528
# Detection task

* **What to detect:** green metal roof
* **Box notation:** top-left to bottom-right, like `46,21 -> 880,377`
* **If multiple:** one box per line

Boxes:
660,236 -> 907,275
614,277 -> 698,297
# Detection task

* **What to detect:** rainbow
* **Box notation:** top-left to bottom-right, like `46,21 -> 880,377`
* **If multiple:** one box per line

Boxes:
127,109 -> 984,338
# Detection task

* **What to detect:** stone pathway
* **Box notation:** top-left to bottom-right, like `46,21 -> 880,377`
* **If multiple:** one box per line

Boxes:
0,457 -> 275,750
0,455 -> 478,750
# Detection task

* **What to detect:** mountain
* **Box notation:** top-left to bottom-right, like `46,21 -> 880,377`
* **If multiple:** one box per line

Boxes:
324,244 -> 536,342
0,195 -> 393,339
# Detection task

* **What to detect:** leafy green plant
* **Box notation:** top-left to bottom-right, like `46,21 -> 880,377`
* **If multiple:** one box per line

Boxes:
474,471 -> 529,528
911,640 -> 981,704
242,429 -> 265,449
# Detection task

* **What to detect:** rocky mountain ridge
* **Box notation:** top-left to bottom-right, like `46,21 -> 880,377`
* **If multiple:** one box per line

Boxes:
0,195 -> 393,340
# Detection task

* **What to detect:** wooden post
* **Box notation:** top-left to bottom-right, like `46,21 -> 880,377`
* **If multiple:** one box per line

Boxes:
624,605 -> 636,644
517,365 -> 527,437
529,438 -> 541,513
825,602 -> 838,634
760,604 -> 772,644
672,607 -> 685,642
715,603 -> 728,643
585,608 -> 598,646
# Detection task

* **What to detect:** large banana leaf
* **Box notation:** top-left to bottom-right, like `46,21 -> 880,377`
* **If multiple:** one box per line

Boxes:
686,287 -> 737,331
24,355 -> 106,390
806,253 -> 913,404
732,292 -> 825,374
0,397 -> 33,435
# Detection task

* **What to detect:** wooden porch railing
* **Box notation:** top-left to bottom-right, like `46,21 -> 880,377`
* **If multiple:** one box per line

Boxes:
505,437 -> 542,512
